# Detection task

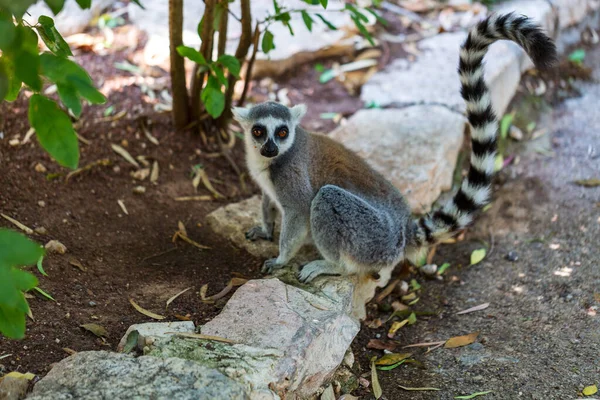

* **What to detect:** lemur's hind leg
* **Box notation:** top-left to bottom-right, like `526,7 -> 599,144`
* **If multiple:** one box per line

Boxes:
301,184 -> 403,283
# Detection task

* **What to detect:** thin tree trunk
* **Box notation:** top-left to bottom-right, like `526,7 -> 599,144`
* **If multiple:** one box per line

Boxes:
168,0 -> 189,129
217,0 -> 252,128
191,0 -> 217,123
217,0 -> 228,57
238,23 -> 260,107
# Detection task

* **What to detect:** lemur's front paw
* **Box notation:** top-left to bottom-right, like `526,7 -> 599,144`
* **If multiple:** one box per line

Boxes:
245,226 -> 273,242
261,258 -> 284,274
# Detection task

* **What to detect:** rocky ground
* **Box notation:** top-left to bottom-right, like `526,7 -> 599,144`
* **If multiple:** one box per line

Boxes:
352,44 -> 600,400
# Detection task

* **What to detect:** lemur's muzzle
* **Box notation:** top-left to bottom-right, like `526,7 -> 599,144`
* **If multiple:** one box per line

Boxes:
261,139 -> 279,158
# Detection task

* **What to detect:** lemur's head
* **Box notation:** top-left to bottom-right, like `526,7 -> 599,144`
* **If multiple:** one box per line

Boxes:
232,101 -> 306,159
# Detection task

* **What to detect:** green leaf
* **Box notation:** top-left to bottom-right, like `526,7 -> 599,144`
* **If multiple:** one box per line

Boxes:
319,0 -> 328,9
410,279 -> 421,291
36,256 -> 48,277
377,359 -> 406,371
370,356 -> 382,399
316,13 -> 337,30
211,65 -> 228,88
0,303 -> 28,339
407,312 -> 417,325
201,78 -> 225,118
0,230 -> 45,267
437,262 -> 451,275
0,0 -> 38,18
319,69 -> 336,83
75,0 -> 92,9
216,54 -> 241,77
122,330 -> 140,353
40,53 -> 106,106
32,286 -> 56,301
0,11 -> 17,51
275,12 -> 294,36
346,4 -> 369,23
1,58 -> 21,102
500,113 -> 513,139
261,30 -> 275,54
351,16 -> 375,46
44,0 -> 66,15
470,248 -> 487,266
36,15 -> 73,58
28,94 -> 80,169
366,7 -> 388,26
454,391 -> 493,399
301,10 -> 313,32
57,83 -> 82,117
568,49 -> 585,64
176,45 -> 207,65
0,60 -> 8,101
130,0 -> 145,9
272,0 -> 281,14
14,51 -> 41,92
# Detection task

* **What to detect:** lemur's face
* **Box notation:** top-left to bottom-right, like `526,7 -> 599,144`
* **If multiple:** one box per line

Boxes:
232,102 -> 306,160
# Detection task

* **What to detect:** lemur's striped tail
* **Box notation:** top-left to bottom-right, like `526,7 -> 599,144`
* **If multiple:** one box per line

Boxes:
409,13 -> 556,253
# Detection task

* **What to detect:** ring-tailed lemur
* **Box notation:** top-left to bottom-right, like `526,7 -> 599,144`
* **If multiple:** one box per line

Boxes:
233,13 -> 556,284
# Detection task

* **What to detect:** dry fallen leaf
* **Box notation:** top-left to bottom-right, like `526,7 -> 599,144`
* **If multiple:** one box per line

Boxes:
397,384 -> 441,391
444,332 -> 480,348
454,391 -> 493,399
4,371 -> 35,380
117,199 -> 129,215
80,323 -> 108,337
375,353 -> 412,366
375,279 -> 399,303
388,319 -> 409,337
574,178 -> 600,187
174,196 -> 212,201
470,249 -> 486,266
167,332 -> 236,344
129,298 -> 165,320
166,287 -> 192,309
370,356 -> 382,399
404,340 -> 447,348
1,213 -> 34,234
457,303 -> 490,315
583,385 -> 598,396
62,348 -> 77,355
150,161 -> 159,184
111,144 -> 140,168
68,258 -> 86,272
367,339 -> 397,351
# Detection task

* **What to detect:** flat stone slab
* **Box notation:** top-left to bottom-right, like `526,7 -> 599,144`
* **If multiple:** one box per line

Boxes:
201,278 -> 359,398
26,351 -> 249,400
25,0 -> 114,37
362,0 -> 555,116
116,320 -> 195,351
128,0 -> 363,66
330,106 -> 467,213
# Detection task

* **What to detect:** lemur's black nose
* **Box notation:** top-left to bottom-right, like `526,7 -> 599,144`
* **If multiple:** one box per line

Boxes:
261,139 -> 278,158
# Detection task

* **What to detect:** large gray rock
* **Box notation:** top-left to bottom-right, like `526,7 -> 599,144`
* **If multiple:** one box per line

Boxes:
362,0 -> 555,117
25,0 -> 114,36
201,278 -> 360,398
26,351 -> 249,400
128,0 -> 365,66
116,320 -> 196,351
550,0 -> 598,29
329,106 -> 467,213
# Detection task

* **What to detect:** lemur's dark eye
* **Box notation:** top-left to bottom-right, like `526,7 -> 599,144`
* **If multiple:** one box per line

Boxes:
252,127 -> 263,137
277,127 -> 289,138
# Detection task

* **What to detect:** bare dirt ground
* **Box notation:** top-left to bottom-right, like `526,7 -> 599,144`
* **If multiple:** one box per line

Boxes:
351,46 -> 600,399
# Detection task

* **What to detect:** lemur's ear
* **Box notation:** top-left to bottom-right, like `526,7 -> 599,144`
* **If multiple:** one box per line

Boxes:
232,107 -> 251,124
290,104 -> 307,124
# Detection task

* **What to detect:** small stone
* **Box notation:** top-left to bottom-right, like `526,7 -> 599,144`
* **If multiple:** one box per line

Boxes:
55,338 -> 60,344
506,251 -> 519,262
397,280 -> 409,295
45,240 -> 67,255
113,166 -> 121,173
89,301 -> 97,307
9,138 -> 20,146
342,349 -> 355,368
132,186 -> 146,194
35,227 -> 48,235
509,125 -> 524,141
35,163 -> 47,173
131,168 -> 150,181
421,264 -> 437,276
38,201 -> 46,207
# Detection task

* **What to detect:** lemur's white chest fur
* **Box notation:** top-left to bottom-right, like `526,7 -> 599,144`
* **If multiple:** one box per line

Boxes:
245,142 -> 282,211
